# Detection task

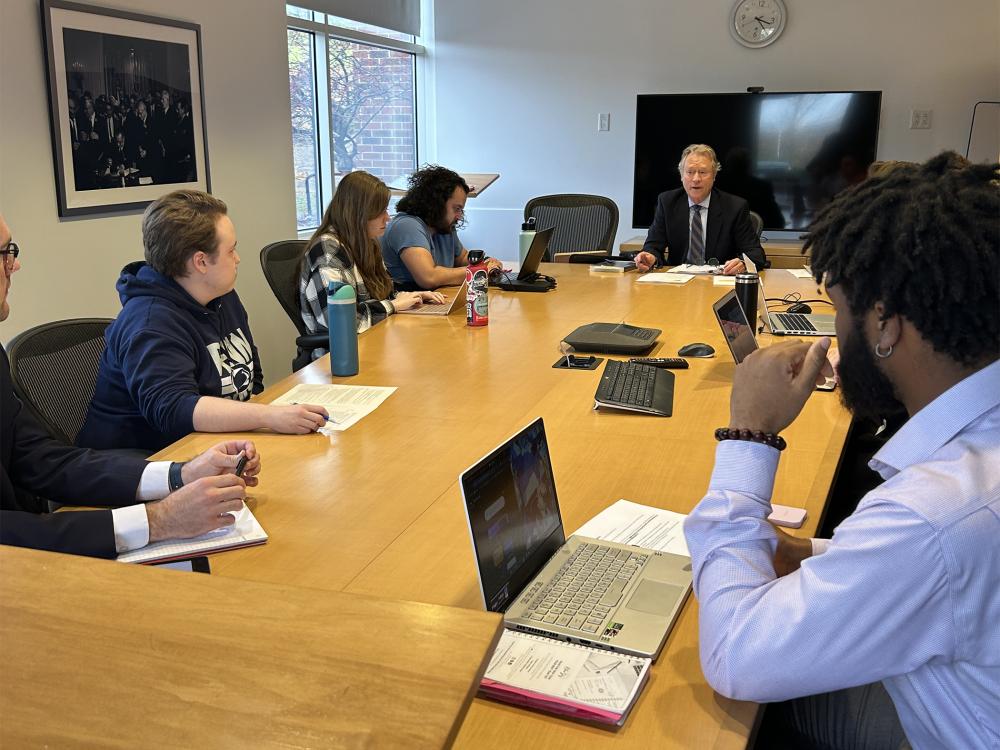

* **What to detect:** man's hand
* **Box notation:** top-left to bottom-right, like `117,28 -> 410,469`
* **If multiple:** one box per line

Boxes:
722,258 -> 746,275
265,404 -> 328,434
182,440 -> 261,487
730,337 -> 833,433
146,474 -> 246,542
634,251 -> 657,272
771,524 -> 813,577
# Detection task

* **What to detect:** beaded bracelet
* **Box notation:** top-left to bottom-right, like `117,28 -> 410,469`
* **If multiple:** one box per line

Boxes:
715,427 -> 787,451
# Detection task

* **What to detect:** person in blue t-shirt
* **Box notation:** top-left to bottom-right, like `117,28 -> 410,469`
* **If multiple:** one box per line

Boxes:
380,166 -> 501,290
77,190 -> 328,454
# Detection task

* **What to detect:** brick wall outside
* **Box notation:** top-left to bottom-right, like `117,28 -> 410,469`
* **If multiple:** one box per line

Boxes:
334,44 -> 415,181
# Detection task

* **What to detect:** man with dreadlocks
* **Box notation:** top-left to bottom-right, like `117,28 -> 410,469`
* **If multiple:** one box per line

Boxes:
682,152 -> 999,749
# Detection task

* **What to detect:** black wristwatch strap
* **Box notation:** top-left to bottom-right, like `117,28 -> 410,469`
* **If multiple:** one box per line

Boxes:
168,461 -> 186,492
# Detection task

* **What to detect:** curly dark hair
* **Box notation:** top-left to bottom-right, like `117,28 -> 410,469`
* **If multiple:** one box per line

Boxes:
805,151 -> 999,367
396,165 -> 470,231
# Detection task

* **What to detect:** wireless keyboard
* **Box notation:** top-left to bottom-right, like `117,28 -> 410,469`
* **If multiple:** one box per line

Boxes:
593,359 -> 675,417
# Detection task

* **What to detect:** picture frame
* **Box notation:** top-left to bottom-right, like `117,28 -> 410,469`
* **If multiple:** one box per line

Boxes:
41,0 -> 211,217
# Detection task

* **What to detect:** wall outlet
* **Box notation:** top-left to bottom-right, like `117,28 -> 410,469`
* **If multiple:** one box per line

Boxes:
909,109 -> 932,129
598,112 -> 611,132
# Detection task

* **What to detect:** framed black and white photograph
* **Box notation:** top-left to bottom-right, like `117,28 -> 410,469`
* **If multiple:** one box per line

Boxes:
42,0 -> 210,217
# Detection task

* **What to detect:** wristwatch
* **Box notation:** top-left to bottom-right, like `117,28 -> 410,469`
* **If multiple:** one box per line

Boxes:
168,461 -> 187,492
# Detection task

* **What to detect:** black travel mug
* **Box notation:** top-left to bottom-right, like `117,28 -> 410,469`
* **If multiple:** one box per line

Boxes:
735,273 -> 760,335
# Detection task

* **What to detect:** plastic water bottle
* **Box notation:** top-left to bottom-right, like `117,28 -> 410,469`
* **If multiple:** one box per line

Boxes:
466,250 -> 489,327
327,281 -> 359,376
519,217 -> 537,265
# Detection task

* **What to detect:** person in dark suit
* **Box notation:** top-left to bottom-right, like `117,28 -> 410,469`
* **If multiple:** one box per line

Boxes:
0,213 -> 261,559
635,144 -> 766,275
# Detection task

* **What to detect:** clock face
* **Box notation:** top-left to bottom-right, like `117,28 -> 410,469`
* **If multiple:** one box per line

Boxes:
732,0 -> 787,48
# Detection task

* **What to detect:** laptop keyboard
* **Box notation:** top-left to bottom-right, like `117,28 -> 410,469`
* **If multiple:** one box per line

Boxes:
596,359 -> 657,409
523,543 -> 648,633
774,312 -> 817,331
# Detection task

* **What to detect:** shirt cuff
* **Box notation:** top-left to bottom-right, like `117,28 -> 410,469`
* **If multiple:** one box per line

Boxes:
707,440 -> 780,502
810,537 -> 831,556
137,461 -> 171,501
112,505 -> 151,553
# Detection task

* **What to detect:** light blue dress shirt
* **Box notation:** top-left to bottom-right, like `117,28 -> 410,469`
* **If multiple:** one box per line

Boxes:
683,359 -> 1000,750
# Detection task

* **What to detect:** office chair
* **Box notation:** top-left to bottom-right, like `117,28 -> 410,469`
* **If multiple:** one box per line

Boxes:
524,194 -> 619,262
259,240 -> 328,371
6,318 -> 113,446
747,210 -> 772,269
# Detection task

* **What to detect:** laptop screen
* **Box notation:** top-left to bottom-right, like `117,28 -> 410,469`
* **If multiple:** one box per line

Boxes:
713,290 -> 759,364
460,418 -> 566,612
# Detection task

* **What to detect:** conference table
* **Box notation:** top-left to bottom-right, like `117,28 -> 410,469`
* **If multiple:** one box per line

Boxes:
157,263 -> 852,748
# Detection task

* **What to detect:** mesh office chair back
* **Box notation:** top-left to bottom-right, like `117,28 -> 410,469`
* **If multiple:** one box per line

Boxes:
524,194 -> 619,261
7,318 -> 113,445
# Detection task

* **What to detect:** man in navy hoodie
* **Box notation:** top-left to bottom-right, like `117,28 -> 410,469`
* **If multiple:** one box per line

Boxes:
77,190 -> 327,454
1,212 -> 260,558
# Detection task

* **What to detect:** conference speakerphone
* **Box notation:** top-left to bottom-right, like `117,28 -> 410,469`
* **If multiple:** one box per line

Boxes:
562,322 -> 661,355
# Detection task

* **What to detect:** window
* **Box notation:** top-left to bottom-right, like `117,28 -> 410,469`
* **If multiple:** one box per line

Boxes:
287,5 -> 423,232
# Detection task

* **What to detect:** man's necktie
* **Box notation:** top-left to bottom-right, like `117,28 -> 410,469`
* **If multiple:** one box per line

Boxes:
688,204 -> 705,264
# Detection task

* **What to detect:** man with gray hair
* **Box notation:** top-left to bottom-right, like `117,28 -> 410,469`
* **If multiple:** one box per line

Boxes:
635,144 -> 766,274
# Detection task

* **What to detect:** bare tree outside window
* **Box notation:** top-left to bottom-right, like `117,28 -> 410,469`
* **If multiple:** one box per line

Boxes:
328,39 -> 415,180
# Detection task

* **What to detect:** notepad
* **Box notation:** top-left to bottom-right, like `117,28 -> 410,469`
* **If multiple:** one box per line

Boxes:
479,630 -> 651,727
117,503 -> 267,564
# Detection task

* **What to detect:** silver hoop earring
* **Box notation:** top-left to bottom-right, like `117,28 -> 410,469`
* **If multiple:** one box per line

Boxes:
874,343 -> 893,359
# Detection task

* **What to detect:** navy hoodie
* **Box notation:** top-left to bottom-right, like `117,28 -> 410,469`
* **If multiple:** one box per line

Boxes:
77,261 -> 264,454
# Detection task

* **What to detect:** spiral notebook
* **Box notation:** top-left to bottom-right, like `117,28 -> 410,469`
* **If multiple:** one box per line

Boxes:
479,629 -> 651,727
117,503 -> 267,565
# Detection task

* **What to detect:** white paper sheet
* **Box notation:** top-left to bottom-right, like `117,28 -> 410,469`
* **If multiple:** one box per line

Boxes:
786,268 -> 813,279
636,272 -> 693,285
573,499 -> 689,557
270,383 -> 397,432
670,263 -> 723,275
713,276 -> 737,286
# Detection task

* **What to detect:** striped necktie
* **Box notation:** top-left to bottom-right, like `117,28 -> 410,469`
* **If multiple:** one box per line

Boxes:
688,204 -> 705,264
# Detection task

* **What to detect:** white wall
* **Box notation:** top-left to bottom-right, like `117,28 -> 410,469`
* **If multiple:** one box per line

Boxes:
0,0 -> 299,384
431,0 -> 1000,259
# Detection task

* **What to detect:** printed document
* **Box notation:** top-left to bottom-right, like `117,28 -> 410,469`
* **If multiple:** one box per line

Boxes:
573,499 -> 689,557
636,272 -> 693,285
271,383 -> 396,432
670,263 -> 723,275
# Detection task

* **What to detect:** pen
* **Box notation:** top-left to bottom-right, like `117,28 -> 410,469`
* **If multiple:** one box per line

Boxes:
290,402 -> 331,422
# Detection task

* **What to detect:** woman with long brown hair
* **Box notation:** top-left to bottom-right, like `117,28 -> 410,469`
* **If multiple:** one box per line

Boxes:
299,171 -> 442,348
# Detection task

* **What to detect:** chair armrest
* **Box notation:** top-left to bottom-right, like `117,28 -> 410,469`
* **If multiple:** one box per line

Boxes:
296,333 -> 328,350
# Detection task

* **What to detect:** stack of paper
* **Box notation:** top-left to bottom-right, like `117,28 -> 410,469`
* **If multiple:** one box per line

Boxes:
480,630 -> 651,727
572,499 -> 690,557
636,272 -> 693,285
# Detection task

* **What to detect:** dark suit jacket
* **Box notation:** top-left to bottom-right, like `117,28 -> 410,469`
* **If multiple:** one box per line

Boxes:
1,348 -> 147,558
641,188 -> 766,268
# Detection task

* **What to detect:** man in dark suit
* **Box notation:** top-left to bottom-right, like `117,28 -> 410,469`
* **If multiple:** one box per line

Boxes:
0,213 -> 261,559
635,144 -> 766,274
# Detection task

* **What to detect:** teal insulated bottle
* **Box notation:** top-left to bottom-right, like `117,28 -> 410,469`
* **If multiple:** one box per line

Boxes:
327,281 -> 359,376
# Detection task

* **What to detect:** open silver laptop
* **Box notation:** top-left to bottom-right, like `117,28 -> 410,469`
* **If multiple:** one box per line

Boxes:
460,418 -> 691,659
743,256 -> 835,336
397,281 -> 467,316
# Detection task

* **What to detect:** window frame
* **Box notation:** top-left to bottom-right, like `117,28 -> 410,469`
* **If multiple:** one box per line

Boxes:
287,8 -> 426,233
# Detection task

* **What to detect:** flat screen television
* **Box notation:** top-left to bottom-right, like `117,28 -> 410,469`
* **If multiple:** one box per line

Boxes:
633,91 -> 882,235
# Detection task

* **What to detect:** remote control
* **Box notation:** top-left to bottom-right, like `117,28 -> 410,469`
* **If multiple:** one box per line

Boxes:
628,357 -> 689,369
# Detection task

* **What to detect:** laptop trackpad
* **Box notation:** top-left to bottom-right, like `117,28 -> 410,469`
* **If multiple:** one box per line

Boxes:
625,580 -> 684,616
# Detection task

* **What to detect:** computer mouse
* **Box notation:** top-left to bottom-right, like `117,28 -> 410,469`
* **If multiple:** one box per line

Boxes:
678,342 -> 715,358
787,302 -> 812,314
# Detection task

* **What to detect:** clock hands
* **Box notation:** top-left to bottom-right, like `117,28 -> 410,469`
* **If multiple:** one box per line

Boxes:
754,15 -> 773,26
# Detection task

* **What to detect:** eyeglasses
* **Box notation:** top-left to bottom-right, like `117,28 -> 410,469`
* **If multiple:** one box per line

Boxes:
1,241 -> 19,271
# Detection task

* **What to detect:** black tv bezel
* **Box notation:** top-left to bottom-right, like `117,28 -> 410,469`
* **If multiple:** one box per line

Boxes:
632,90 -> 883,232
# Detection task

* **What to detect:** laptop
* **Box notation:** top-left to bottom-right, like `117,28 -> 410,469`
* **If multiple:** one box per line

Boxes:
460,418 -> 691,658
495,227 -> 556,292
397,281 -> 467,316
748,259 -> 836,336
714,289 -> 837,390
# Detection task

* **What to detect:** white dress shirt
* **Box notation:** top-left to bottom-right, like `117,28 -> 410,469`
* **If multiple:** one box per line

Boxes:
110,461 -> 171,553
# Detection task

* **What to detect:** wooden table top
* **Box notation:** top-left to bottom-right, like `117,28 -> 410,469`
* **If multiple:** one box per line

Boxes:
151,264 -> 850,748
0,545 -> 502,749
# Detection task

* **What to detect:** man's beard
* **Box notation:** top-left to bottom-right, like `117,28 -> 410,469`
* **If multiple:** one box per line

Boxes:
837,318 -> 907,421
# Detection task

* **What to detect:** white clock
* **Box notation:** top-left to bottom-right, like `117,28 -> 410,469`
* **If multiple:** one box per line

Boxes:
731,0 -> 787,48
